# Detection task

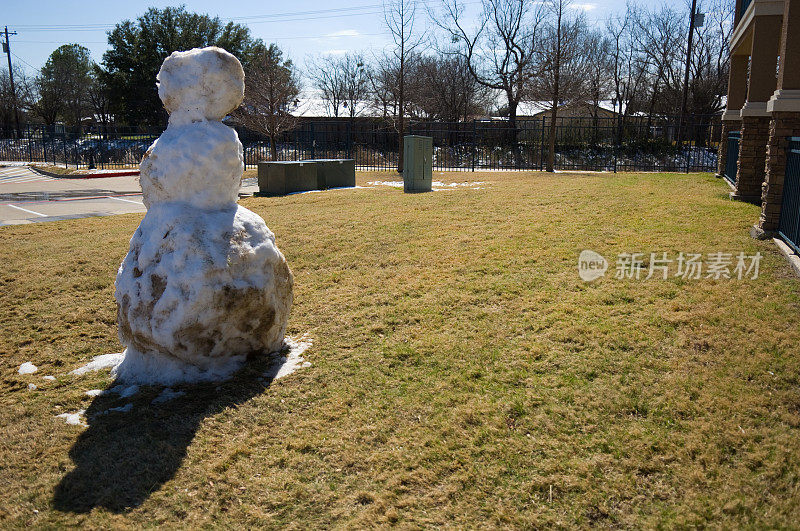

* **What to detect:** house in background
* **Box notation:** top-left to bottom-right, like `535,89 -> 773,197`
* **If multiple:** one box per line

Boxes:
718,0 -> 800,251
515,102 -> 619,124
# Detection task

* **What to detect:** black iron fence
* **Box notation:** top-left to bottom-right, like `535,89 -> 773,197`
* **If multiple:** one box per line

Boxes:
778,137 -> 800,254
725,130 -> 741,184
0,114 -> 722,173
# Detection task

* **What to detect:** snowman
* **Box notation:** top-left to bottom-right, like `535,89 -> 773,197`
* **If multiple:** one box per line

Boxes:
112,47 -> 293,385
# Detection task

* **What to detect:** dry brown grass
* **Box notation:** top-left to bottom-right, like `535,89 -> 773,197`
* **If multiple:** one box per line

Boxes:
1,171 -> 800,527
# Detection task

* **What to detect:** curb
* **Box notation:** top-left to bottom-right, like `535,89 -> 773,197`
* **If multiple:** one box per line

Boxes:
773,237 -> 800,278
30,166 -> 140,179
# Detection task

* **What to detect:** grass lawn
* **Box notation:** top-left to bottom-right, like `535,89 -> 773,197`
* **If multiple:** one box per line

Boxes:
2,171 -> 800,527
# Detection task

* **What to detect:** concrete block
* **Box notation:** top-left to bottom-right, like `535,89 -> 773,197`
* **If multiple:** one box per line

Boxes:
257,161 -> 319,196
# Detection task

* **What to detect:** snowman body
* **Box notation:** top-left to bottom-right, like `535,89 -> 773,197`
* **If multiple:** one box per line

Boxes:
113,47 -> 293,385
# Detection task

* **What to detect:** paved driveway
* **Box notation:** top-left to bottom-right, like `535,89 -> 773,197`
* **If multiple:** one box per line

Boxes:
0,166 -> 258,226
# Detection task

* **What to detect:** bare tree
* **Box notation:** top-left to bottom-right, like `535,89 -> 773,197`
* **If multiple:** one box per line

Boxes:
0,66 -> 31,134
583,31 -> 613,119
338,53 -> 370,119
413,54 -> 490,121
368,52 -> 400,120
530,0 -> 592,172
234,43 -> 301,161
87,65 -> 112,132
432,0 -> 545,130
384,0 -> 425,172
308,54 -> 346,118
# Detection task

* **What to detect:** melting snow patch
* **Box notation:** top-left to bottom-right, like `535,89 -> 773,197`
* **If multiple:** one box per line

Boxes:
85,389 -> 105,397
96,403 -> 134,416
367,180 -> 403,187
152,388 -> 186,405
27,383 -> 37,391
43,375 -> 56,381
366,180 -> 485,190
70,353 -> 125,375
118,385 -> 139,398
57,410 -> 87,427
18,362 -> 38,375
265,335 -> 313,381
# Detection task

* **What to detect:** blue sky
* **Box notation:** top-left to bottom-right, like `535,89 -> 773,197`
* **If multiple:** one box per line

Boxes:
4,0 -> 633,76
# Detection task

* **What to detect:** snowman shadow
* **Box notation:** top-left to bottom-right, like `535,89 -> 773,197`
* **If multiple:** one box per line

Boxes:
53,352 -> 290,513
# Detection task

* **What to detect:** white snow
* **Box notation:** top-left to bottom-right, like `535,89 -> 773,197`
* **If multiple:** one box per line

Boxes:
265,335 -> 313,381
118,385 -> 139,398
85,385 -> 139,398
42,375 -> 56,381
366,180 -> 485,190
151,388 -> 186,405
57,410 -> 87,427
157,47 -> 245,125
112,347 -> 248,386
70,353 -> 125,375
113,47 -> 293,386
27,383 -> 37,391
18,362 -> 38,375
366,180 -> 404,187
103,403 -> 133,414
139,121 -> 243,208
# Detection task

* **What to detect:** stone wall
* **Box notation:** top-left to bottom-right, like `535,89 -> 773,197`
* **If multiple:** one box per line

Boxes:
733,115 -> 771,202
758,112 -> 800,232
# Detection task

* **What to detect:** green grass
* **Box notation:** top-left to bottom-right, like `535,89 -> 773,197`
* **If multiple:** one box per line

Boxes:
2,171 -> 800,527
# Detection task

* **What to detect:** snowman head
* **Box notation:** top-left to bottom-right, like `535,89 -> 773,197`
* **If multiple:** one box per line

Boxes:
157,47 -> 245,124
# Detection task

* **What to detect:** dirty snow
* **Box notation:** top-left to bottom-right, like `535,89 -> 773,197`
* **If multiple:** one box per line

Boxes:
265,335 -> 313,381
114,47 -> 292,386
70,353 -> 125,375
18,362 -> 38,375
152,388 -> 186,405
27,383 -> 37,391
57,410 -> 87,427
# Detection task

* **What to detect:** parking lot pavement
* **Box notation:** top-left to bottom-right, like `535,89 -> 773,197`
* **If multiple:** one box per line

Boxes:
0,168 -> 259,226
0,194 -> 147,226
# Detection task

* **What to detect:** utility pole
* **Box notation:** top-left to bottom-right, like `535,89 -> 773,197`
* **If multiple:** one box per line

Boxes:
3,26 -> 21,139
678,0 -> 698,146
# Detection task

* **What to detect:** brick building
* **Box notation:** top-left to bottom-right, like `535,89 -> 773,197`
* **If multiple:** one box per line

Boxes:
717,0 -> 800,249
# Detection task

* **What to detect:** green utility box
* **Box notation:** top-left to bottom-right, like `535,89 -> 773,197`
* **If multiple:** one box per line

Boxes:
315,159 -> 356,189
403,135 -> 433,193
257,161 -> 319,196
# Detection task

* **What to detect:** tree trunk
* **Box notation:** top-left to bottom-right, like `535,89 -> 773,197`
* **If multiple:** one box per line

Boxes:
547,5 -> 563,173
397,57 -> 405,173
269,133 -> 277,161
508,96 -> 519,167
547,99 -> 558,173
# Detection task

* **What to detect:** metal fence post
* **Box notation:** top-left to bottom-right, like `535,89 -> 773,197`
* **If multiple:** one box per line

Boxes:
540,118 -> 546,171
26,126 -> 33,163
346,120 -> 352,159
613,117 -> 619,174
471,119 -> 477,172
42,126 -> 47,164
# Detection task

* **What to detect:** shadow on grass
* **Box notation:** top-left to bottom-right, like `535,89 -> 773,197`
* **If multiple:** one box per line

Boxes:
52,353 -> 287,513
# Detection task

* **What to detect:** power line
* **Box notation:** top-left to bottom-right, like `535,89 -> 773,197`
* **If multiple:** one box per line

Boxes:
10,50 -> 39,72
